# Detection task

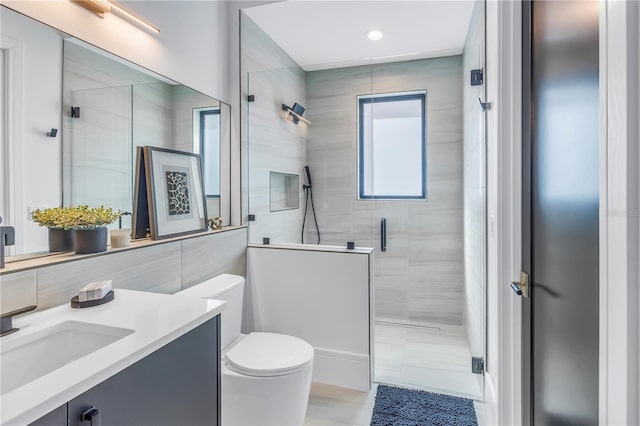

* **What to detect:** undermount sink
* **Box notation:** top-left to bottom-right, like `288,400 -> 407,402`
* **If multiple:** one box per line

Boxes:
1,321 -> 134,395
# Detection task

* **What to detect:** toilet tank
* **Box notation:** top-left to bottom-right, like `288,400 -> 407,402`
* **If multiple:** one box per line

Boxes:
176,274 -> 244,350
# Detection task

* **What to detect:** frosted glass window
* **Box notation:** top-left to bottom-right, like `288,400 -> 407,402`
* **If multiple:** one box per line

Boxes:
358,92 -> 426,199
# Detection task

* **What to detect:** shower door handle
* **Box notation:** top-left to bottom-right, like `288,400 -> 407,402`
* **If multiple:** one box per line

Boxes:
380,218 -> 387,252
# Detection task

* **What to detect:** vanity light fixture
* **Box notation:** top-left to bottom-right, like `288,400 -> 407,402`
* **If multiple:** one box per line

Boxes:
70,0 -> 111,17
70,0 -> 160,34
367,30 -> 384,41
108,1 -> 161,34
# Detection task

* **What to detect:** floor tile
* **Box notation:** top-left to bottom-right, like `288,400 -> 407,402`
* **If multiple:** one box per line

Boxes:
374,322 -> 482,399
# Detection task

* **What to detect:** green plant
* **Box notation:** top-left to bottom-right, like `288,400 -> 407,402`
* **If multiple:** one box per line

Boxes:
31,206 -> 123,230
64,205 -> 123,230
31,207 -> 73,229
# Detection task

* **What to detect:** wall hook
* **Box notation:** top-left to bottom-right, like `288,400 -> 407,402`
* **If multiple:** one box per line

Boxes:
46,128 -> 58,138
478,98 -> 492,111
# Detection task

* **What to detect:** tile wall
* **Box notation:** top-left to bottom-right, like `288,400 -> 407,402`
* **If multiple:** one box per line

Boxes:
1,228 -> 247,311
306,57 -> 465,325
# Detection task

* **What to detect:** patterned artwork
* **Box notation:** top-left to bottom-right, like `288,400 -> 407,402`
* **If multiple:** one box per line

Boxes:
165,171 -> 191,215
143,147 -> 206,240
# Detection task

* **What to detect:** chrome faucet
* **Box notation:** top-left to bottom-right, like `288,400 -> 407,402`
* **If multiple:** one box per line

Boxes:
0,215 -> 16,268
1,305 -> 37,336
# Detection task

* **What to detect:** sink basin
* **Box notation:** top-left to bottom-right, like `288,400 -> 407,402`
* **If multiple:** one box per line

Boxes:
1,321 -> 134,395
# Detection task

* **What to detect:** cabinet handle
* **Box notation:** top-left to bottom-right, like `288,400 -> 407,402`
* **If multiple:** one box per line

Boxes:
380,218 -> 387,253
82,407 -> 101,426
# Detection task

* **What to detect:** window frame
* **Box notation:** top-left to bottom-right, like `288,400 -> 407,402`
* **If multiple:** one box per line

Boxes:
357,91 -> 427,200
196,107 -> 221,199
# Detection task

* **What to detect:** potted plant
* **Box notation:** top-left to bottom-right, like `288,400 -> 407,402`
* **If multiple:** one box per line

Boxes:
66,206 -> 123,254
31,207 -> 75,252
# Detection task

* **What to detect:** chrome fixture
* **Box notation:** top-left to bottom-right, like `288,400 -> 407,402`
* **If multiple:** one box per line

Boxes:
1,305 -> 37,336
0,216 -> 15,269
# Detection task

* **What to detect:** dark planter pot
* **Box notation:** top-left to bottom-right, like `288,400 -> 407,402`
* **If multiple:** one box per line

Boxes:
48,228 -> 74,252
74,228 -> 108,254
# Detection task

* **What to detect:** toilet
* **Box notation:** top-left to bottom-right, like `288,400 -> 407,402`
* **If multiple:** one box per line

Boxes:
176,274 -> 314,426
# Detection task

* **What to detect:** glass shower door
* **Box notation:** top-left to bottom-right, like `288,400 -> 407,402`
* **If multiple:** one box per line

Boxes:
370,0 -> 486,400
246,68 -> 317,245
64,86 -> 132,229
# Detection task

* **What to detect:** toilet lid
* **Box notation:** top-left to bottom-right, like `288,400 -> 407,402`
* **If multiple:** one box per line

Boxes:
225,332 -> 314,377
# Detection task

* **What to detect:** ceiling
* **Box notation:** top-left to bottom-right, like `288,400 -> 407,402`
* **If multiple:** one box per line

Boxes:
243,1 -> 476,72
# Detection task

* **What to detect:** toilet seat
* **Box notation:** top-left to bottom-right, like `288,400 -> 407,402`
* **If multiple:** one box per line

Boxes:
225,332 -> 314,377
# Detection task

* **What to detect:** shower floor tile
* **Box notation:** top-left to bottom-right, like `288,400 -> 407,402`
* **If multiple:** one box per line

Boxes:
374,322 -> 482,400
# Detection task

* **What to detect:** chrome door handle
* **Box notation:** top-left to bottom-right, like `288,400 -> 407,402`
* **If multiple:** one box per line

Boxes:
510,282 -> 523,296
510,271 -> 530,298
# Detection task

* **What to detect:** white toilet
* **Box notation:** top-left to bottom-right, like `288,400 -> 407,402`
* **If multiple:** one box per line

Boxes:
176,274 -> 314,426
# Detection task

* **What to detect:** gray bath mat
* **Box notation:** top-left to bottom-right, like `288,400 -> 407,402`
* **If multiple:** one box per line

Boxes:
370,385 -> 478,426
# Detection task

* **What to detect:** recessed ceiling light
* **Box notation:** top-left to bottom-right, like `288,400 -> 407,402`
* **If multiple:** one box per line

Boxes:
367,30 -> 384,41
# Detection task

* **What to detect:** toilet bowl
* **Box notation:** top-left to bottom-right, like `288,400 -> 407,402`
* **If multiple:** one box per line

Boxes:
176,274 -> 314,426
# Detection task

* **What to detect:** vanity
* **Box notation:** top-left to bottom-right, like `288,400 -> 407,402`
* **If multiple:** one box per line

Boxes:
0,6 -> 237,424
1,290 -> 225,426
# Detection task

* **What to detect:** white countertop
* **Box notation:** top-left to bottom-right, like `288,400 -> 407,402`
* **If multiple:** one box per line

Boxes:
0,289 -> 225,425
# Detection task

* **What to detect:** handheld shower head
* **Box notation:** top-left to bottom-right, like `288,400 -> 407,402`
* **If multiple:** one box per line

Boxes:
304,166 -> 312,187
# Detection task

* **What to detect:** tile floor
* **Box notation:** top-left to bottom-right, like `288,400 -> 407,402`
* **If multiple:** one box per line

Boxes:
374,322 -> 483,400
304,382 -> 497,426
304,322 -> 495,425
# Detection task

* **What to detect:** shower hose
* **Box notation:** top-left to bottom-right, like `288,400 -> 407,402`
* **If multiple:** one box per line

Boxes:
302,185 -> 320,244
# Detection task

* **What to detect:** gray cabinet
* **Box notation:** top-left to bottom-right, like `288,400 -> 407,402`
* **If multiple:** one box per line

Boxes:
28,405 -> 66,426
30,316 -> 220,426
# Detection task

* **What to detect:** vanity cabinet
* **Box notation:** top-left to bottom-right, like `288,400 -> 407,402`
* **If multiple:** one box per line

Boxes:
30,316 -> 220,426
28,405 -> 67,426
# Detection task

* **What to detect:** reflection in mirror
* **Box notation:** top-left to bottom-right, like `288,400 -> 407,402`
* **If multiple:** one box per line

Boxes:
0,6 -> 230,263
270,172 -> 299,212
63,39 -> 224,231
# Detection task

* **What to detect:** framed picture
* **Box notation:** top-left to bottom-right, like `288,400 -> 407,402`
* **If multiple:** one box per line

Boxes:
143,146 -> 208,239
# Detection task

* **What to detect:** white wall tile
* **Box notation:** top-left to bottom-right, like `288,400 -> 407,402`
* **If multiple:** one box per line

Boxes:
307,57 -> 465,325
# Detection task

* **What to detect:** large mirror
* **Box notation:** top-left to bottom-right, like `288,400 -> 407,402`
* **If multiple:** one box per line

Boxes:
0,6 -> 230,261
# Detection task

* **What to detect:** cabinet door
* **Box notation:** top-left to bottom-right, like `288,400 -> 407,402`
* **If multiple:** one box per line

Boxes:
68,316 -> 220,426
29,405 -> 67,426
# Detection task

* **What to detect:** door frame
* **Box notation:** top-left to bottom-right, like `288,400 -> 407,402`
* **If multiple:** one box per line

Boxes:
485,0 -> 524,423
492,1 -> 640,424
520,2 -> 532,425
597,1 -> 640,424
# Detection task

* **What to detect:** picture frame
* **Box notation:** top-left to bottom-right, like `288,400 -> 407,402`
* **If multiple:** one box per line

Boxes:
142,146 -> 208,240
132,147 -> 150,239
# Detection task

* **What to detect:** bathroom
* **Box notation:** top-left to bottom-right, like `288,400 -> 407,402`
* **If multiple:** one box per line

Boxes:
241,1 -> 487,400
0,1 -> 487,423
1,1 -> 633,425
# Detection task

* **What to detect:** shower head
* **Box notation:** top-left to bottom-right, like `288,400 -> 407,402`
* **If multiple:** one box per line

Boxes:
292,103 -> 305,116
282,102 -> 309,125
304,166 -> 312,187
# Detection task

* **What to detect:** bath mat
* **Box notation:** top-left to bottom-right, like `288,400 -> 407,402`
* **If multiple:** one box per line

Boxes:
370,385 -> 478,426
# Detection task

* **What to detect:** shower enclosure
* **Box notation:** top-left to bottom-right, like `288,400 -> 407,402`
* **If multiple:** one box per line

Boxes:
242,0 -> 486,400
